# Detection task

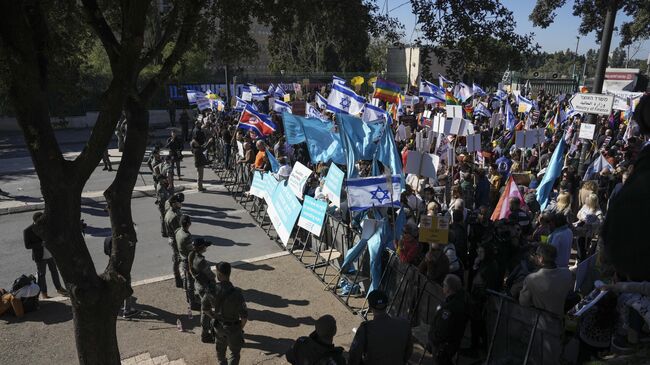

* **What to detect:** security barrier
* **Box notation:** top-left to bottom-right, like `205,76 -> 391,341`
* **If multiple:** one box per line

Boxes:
210,141 -> 567,364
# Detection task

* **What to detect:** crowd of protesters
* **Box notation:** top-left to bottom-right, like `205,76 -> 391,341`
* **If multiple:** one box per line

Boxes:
153,80 -> 649,364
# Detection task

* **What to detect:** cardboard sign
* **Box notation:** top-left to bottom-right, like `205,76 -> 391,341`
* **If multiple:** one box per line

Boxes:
515,128 -> 544,149
241,91 -> 252,102
287,161 -> 313,199
297,195 -> 328,236
419,216 -> 449,244
578,123 -> 596,140
466,133 -> 481,153
249,171 -> 266,198
405,151 -> 439,178
446,105 -> 462,118
490,113 -> 501,128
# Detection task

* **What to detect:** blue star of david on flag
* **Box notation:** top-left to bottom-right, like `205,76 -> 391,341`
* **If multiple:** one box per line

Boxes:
347,175 -> 401,211
340,96 -> 351,110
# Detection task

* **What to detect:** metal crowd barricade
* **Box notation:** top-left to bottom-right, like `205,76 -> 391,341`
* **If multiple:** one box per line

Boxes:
484,290 -> 565,365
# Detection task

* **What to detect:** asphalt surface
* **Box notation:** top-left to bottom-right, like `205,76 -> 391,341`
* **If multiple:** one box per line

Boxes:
0,182 -> 283,291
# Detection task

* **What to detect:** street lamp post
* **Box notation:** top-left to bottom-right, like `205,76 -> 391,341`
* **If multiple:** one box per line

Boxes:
572,36 -> 580,89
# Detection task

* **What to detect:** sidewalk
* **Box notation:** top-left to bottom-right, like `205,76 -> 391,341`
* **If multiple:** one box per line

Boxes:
0,254 -> 363,365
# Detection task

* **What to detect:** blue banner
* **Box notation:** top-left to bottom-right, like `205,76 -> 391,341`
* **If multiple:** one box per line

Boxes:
262,173 -> 279,201
298,196 -> 328,236
267,182 -> 302,245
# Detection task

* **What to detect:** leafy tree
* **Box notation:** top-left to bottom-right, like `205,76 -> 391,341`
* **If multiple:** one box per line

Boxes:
0,1 -> 204,364
609,46 -> 627,67
410,0 -> 538,82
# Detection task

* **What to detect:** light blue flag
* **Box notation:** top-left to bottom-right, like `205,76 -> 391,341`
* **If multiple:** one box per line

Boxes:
266,150 -> 280,173
340,218 -> 382,273
282,112 -> 345,164
367,219 -> 387,293
374,125 -> 405,188
536,136 -> 566,210
282,112 -> 306,145
338,113 -> 384,161
505,101 -> 516,130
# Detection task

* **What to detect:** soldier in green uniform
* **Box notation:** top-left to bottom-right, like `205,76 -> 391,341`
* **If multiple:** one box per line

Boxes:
176,215 -> 199,310
189,238 -> 218,343
164,192 -> 184,288
428,274 -> 469,365
213,262 -> 248,365
156,178 -> 173,238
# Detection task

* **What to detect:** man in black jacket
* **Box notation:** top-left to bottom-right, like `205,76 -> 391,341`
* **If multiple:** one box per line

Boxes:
429,274 -> 469,365
23,212 -> 67,299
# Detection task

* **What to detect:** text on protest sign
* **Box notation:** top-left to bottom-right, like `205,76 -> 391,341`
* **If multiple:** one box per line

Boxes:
569,93 -> 614,116
419,216 -> 449,244
322,164 -> 344,207
297,196 -> 328,236
287,161 -> 313,199
267,182 -> 302,246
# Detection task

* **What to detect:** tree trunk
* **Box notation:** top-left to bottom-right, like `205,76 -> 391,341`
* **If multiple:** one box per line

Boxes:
72,290 -> 122,365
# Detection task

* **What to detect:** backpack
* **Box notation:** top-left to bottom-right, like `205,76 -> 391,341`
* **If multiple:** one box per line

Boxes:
11,274 -> 36,292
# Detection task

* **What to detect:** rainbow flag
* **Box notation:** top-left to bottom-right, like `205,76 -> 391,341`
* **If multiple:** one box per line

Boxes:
373,78 -> 401,104
463,105 -> 474,119
445,90 -> 460,105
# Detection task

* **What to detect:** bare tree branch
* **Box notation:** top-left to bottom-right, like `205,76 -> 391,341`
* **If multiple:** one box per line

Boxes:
138,2 -> 181,70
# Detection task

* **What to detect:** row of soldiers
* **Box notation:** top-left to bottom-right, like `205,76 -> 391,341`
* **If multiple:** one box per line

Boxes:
154,180 -> 248,364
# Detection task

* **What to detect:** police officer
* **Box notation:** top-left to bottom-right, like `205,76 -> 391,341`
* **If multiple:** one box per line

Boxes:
428,274 -> 469,365
189,238 -> 218,343
285,314 -> 346,365
164,192 -> 184,288
348,290 -> 413,365
166,129 -> 184,177
213,261 -> 248,365
176,215 -> 199,310
156,178 -> 173,238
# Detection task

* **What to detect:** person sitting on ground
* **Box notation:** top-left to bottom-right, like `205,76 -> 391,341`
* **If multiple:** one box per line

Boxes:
519,244 -> 573,316
285,314 -> 346,365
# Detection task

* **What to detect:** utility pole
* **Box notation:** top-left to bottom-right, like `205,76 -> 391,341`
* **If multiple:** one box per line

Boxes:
572,36 -> 580,89
577,1 -> 617,177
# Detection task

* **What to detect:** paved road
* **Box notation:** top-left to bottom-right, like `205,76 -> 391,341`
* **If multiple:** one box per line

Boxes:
0,185 -> 283,292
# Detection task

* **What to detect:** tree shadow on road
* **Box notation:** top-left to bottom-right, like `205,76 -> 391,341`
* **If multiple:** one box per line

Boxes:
0,300 -> 72,325
243,289 -> 309,308
234,262 -> 275,271
199,235 -> 251,247
121,299 -> 199,333
243,332 -> 294,357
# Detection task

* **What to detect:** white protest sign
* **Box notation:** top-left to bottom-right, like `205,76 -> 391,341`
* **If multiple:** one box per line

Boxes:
445,105 -> 463,118
466,134 -> 481,153
405,151 -> 439,178
241,91 -> 252,102
578,123 -> 596,140
432,114 -> 445,134
287,161 -> 313,199
423,110 -> 432,119
515,128 -> 544,149
490,113 -> 501,128
569,93 -> 614,116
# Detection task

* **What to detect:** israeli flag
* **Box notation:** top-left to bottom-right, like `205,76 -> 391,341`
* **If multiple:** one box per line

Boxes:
419,79 -> 445,104
505,101 -> 516,130
273,99 -> 292,114
274,85 -> 285,99
347,175 -> 401,211
455,82 -> 473,102
234,96 -> 257,112
186,90 -> 206,105
361,103 -> 386,123
267,83 -> 276,94
472,83 -> 487,96
517,94 -> 534,112
307,103 -> 326,121
315,92 -> 328,109
439,74 -> 454,88
474,103 -> 492,118
333,75 -> 346,86
326,83 -> 365,115
494,89 -> 508,101
245,84 -> 268,101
